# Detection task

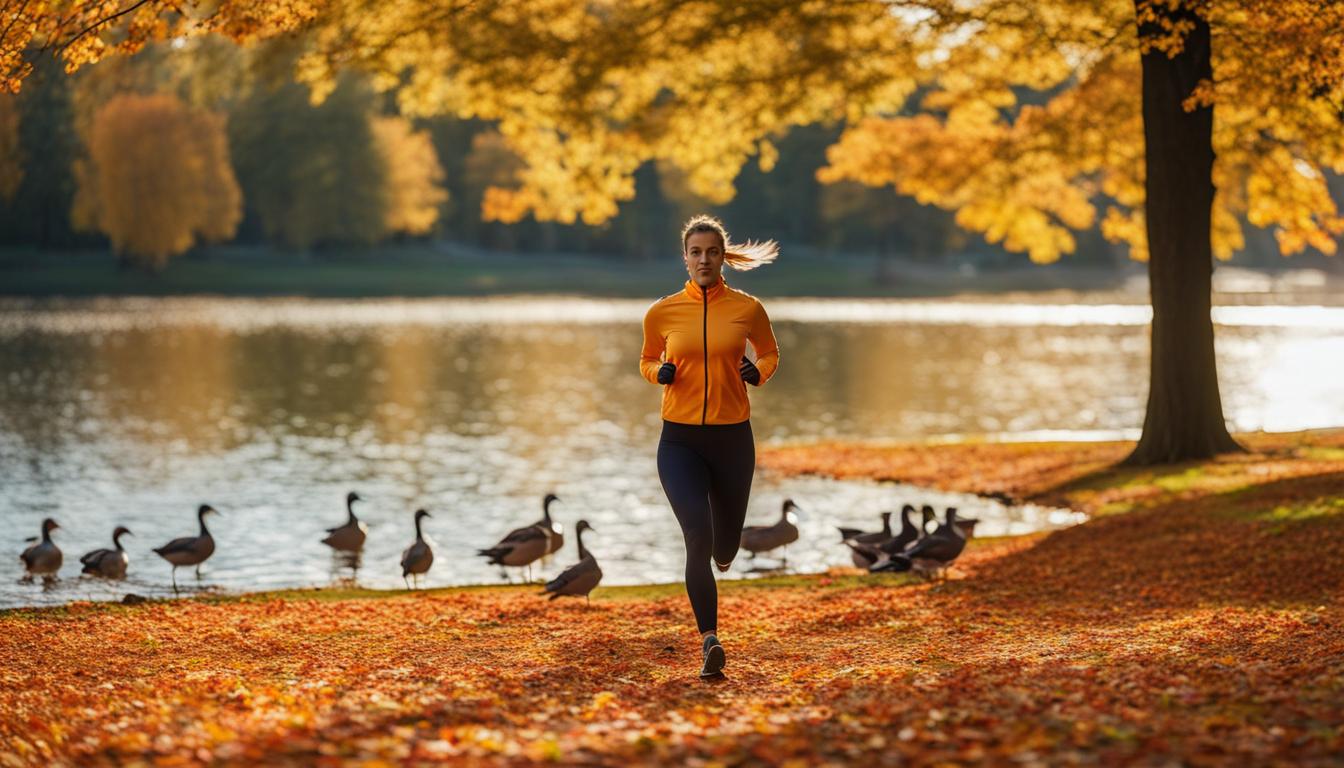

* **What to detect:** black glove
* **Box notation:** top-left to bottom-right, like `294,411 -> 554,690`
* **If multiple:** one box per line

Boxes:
657,362 -> 676,384
739,356 -> 760,386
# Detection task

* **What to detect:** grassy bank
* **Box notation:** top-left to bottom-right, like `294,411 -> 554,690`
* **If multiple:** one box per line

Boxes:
2,430 -> 1342,765
0,244 -> 1137,299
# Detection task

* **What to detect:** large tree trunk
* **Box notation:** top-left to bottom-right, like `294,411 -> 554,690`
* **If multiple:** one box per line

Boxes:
1125,1 -> 1243,466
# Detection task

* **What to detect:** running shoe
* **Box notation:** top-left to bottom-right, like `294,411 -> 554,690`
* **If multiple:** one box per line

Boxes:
700,634 -> 726,678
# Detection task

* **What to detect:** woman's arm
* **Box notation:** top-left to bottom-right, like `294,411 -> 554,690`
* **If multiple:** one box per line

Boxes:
747,300 -> 779,385
639,306 -> 667,384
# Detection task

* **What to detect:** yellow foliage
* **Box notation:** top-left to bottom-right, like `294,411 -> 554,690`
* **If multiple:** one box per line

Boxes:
5,0 -> 1344,261
72,92 -> 242,267
372,115 -> 448,236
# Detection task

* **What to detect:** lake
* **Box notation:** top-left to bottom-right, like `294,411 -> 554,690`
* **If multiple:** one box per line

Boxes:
3,295 -> 1342,608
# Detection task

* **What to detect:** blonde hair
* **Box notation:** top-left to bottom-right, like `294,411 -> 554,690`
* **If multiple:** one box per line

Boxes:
680,214 -> 779,271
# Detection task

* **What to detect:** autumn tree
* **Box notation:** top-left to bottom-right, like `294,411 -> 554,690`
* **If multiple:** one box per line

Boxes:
373,115 -> 448,237
71,92 -> 241,268
228,63 -> 388,251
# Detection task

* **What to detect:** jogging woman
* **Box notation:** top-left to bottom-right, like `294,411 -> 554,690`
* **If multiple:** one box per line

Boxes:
640,214 -> 780,679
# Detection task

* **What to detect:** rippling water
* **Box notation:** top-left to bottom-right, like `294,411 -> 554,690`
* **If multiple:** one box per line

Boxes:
3,296 -> 1341,608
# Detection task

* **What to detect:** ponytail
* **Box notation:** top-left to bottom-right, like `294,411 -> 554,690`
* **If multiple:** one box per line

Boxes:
681,214 -> 779,271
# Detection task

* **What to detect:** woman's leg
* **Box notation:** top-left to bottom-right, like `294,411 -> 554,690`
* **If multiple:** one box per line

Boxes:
708,421 -> 755,569
657,436 -> 718,635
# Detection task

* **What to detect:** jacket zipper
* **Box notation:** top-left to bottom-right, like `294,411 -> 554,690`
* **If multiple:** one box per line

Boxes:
701,283 -> 708,425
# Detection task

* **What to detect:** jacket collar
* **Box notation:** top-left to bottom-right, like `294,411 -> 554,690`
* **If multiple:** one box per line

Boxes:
683,275 -> 727,301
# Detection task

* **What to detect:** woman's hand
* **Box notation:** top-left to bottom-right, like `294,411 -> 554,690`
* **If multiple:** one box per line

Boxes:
739,356 -> 761,386
657,362 -> 676,384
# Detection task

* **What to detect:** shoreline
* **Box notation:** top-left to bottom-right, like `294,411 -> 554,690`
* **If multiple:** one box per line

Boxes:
7,427 -> 1338,618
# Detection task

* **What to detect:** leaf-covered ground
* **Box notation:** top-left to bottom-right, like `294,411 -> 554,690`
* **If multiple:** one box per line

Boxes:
4,430 -> 1343,766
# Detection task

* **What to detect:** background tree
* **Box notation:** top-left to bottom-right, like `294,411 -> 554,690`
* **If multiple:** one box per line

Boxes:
0,56 -> 83,248
372,115 -> 448,238
228,57 -> 387,252
71,92 -> 241,268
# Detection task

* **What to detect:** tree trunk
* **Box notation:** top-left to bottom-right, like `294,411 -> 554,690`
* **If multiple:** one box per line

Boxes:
1125,1 -> 1243,465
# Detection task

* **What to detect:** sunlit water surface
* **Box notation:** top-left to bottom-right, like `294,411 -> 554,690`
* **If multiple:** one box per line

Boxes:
3,296 -> 1341,607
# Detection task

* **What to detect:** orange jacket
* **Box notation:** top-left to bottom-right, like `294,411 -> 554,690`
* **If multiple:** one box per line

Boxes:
640,276 -> 780,425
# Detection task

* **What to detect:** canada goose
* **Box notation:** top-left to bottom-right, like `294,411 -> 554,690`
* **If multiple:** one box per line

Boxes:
153,504 -> 219,589
401,509 -> 433,589
532,493 -> 564,555
885,505 -> 924,553
477,521 -> 550,582
872,507 -> 979,576
844,538 -> 883,570
80,526 -> 132,579
322,491 -> 368,552
20,518 -> 62,582
837,510 -> 893,545
843,506 -> 916,568
540,520 -> 601,603
740,499 -> 801,561
920,505 -> 938,535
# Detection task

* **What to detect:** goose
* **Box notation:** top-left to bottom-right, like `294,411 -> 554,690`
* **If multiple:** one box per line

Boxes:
477,521 -> 550,582
153,504 -> 219,589
322,491 -> 368,552
845,505 -> 921,568
837,511 -> 893,545
540,520 -> 601,603
740,499 -> 802,561
532,493 -> 564,555
920,504 -> 938,535
401,509 -> 434,589
80,526 -> 132,579
871,507 -> 979,576
20,518 -> 62,582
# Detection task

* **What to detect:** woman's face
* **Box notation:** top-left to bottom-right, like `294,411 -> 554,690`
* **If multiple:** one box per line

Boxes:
683,231 -> 725,287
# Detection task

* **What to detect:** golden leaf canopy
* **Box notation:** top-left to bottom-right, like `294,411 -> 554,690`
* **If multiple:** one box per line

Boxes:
7,0 -> 1343,260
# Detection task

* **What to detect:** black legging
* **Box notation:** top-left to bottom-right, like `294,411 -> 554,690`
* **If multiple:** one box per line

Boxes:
657,419 -> 755,634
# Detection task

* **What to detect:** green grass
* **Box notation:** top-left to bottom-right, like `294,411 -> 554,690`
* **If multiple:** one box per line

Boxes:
1215,495 -> 1344,525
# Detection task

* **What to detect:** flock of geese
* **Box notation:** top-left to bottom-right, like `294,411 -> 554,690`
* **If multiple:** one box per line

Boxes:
18,494 -> 979,600
838,504 -> 979,575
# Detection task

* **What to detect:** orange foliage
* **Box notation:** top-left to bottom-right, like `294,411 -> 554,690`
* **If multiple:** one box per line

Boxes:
2,431 -> 1343,765
71,92 -> 241,267
372,115 -> 448,236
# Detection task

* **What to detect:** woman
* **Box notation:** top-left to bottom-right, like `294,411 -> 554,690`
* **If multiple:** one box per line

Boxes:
640,214 -> 781,679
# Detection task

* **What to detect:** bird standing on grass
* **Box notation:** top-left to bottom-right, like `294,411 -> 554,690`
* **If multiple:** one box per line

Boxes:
478,512 -> 551,582
532,493 -> 564,556
871,507 -> 979,576
401,509 -> 434,589
541,520 -> 601,603
845,505 -> 923,569
739,499 -> 802,563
